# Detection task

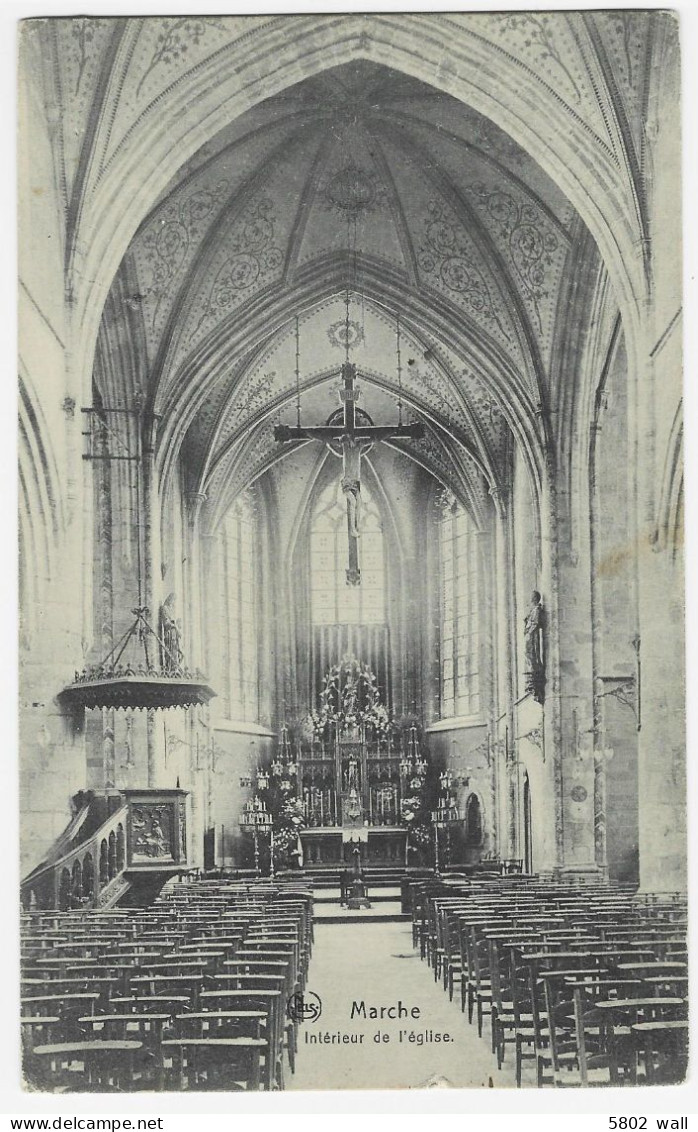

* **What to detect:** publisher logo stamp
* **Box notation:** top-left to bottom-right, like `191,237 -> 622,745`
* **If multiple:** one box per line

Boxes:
287,991 -> 322,1024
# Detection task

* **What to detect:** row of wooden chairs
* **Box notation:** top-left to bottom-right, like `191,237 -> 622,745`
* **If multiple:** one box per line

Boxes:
408,875 -> 687,1088
21,879 -> 314,1091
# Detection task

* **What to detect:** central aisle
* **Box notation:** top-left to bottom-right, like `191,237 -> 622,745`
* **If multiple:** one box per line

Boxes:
289,918 -> 517,1090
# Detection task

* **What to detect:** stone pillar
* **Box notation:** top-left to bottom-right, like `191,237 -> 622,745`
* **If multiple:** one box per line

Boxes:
182,494 -> 213,868
402,553 -> 420,716
635,544 -> 685,892
476,524 -> 497,851
141,415 -> 168,785
200,529 -> 220,689
491,487 -> 516,858
632,300 -> 685,891
421,492 -> 441,726
183,491 -> 208,671
554,532 -> 599,877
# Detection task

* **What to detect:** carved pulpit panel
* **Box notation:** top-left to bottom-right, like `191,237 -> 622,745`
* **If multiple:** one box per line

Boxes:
124,789 -> 189,868
130,804 -> 174,861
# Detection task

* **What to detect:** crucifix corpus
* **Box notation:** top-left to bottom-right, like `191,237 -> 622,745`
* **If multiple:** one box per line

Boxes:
274,362 -> 424,585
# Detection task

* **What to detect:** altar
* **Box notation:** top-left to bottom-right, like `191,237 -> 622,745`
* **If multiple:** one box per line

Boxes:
292,660 -> 428,867
300,826 -> 408,867
240,657 -> 430,875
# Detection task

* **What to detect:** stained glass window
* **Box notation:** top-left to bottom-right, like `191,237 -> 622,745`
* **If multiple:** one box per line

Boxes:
221,496 -> 258,721
439,498 -> 480,718
311,478 -> 385,625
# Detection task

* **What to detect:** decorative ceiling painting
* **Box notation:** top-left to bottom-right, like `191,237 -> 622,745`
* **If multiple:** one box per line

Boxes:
62,15 -> 662,538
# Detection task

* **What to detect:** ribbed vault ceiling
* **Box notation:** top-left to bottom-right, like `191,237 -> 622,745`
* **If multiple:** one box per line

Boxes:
97,60 -> 595,520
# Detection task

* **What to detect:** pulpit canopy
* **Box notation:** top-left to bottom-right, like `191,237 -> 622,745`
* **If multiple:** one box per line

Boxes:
60,607 -> 216,711
60,672 -> 216,711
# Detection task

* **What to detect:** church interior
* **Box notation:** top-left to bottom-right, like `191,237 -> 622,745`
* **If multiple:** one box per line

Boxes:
18,13 -> 686,1092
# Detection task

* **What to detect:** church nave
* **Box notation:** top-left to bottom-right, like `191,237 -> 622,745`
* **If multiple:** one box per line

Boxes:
17,10 -> 686,1097
288,917 -> 515,1091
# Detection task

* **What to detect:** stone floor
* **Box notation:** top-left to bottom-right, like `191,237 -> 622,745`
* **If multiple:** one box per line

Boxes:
288,917 -> 519,1091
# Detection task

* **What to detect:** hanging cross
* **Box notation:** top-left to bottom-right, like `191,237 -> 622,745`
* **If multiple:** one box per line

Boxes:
274,362 -> 424,585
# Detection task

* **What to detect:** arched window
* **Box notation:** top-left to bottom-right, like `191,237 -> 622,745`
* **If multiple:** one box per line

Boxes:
220,495 -> 259,721
439,496 -> 480,718
311,478 -> 385,626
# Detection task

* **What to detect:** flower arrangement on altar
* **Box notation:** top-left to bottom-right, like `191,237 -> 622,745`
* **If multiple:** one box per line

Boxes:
270,797 -> 306,867
246,726 -> 307,870
308,657 -> 393,738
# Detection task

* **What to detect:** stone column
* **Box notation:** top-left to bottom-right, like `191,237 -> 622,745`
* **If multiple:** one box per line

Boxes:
141,413 -> 166,787
554,531 -> 599,877
476,523 -> 497,850
402,553 -> 421,717
634,549 -> 685,891
490,487 -> 516,859
182,493 -> 211,869
632,298 -> 685,891
183,491 -> 208,671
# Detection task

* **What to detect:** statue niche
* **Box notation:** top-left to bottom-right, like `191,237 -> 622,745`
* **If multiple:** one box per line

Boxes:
523,590 -> 545,704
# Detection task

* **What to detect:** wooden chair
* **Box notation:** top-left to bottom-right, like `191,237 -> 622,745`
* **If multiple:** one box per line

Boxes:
130,973 -> 204,1009
465,927 -> 493,1037
199,989 -> 284,1089
162,1037 -> 267,1091
595,996 -> 686,1085
174,1010 -> 265,1040
542,981 -> 610,1087
632,1020 -> 688,1085
440,907 -> 465,1001
110,994 -> 190,1016
214,975 -> 296,1074
487,939 -> 543,1073
224,959 -> 295,997
510,959 -> 550,1087
27,1040 -> 143,1092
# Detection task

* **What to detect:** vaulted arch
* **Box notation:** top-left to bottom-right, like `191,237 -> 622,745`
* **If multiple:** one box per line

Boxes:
60,13 -> 648,407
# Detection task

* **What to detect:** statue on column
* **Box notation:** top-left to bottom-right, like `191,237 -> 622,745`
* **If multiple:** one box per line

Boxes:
523,590 -> 545,704
159,593 -> 183,674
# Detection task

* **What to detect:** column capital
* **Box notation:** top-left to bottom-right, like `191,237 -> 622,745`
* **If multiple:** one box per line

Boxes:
184,491 -> 208,524
487,482 -> 508,517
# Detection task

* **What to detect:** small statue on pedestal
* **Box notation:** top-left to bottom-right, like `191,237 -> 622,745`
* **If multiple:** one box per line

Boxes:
523,590 -> 545,704
159,593 -> 183,674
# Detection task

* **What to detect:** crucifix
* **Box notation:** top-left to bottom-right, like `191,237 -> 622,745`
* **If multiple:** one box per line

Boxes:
274,360 -> 424,585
